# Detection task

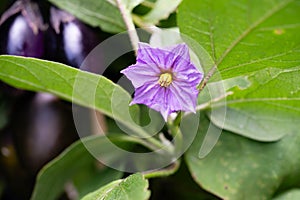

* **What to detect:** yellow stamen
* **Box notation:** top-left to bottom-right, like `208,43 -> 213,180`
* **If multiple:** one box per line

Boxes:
158,72 -> 173,87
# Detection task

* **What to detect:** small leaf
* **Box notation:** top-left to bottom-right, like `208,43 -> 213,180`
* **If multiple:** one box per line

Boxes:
141,0 -> 182,24
81,173 -> 150,200
31,135 -> 135,200
185,114 -> 300,200
73,167 -> 123,199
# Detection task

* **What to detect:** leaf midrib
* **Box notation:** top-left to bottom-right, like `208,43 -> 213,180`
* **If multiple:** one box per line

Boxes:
215,0 -> 294,67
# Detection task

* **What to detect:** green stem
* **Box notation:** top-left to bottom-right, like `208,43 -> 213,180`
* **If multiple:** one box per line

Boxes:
140,1 -> 155,9
195,91 -> 233,112
122,120 -> 172,153
115,0 -> 140,55
132,14 -> 160,33
143,159 -> 181,179
167,119 -> 183,156
198,64 -> 217,92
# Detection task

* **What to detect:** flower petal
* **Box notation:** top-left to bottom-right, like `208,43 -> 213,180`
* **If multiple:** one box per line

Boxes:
175,63 -> 203,87
121,63 -> 159,88
169,81 -> 199,113
130,82 -> 173,121
170,43 -> 190,62
137,42 -> 174,70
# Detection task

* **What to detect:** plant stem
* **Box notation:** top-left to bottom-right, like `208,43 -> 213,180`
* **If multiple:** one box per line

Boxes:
115,0 -> 140,55
167,119 -> 183,157
141,0 -> 155,9
132,14 -> 160,34
195,91 -> 233,111
199,64 -> 217,92
143,160 -> 181,179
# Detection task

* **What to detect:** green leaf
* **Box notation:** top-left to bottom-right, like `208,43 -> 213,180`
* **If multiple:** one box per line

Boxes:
141,0 -> 182,24
178,0 -> 300,142
0,56 -> 160,142
149,27 -> 182,47
120,0 -> 145,11
209,66 -> 300,141
150,162 -> 220,200
273,189 -> 300,200
49,0 -> 126,33
81,173 -> 150,200
185,114 -> 300,200
31,135 -> 135,200
178,0 -> 300,80
73,166 -> 123,199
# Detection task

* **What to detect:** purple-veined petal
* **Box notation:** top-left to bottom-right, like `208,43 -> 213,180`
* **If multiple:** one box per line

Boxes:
137,43 -> 175,70
130,82 -> 171,120
121,63 -> 159,88
169,81 -> 198,113
170,43 -> 190,62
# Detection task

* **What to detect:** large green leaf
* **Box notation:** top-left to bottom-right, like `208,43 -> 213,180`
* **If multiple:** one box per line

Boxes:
81,173 -> 150,200
0,56 -> 163,142
209,66 -> 300,141
31,135 -> 134,200
185,115 -> 300,200
49,0 -> 126,33
178,0 -> 300,80
49,0 -> 145,33
178,0 -> 300,142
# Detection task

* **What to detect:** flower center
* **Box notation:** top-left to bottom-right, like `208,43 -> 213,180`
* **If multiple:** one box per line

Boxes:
158,72 -> 173,87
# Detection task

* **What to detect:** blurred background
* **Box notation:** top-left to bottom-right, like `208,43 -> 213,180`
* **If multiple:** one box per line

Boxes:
0,0 -> 124,199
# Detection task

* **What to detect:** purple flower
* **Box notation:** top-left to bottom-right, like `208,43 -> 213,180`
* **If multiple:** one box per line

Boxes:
121,43 -> 203,121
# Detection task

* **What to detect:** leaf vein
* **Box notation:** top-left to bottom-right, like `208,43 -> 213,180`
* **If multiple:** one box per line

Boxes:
216,0 -> 293,66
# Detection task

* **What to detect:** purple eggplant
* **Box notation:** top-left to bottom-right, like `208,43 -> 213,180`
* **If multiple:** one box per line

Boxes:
50,7 -> 100,69
6,14 -> 44,57
0,0 -> 46,97
11,92 -> 79,174
0,0 -> 46,57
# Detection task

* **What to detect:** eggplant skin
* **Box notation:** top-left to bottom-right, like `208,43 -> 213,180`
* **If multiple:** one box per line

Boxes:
60,19 -> 100,68
11,93 -> 79,175
6,14 -> 44,58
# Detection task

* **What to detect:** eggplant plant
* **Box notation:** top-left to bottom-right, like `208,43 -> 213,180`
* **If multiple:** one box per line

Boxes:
0,0 -> 299,200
